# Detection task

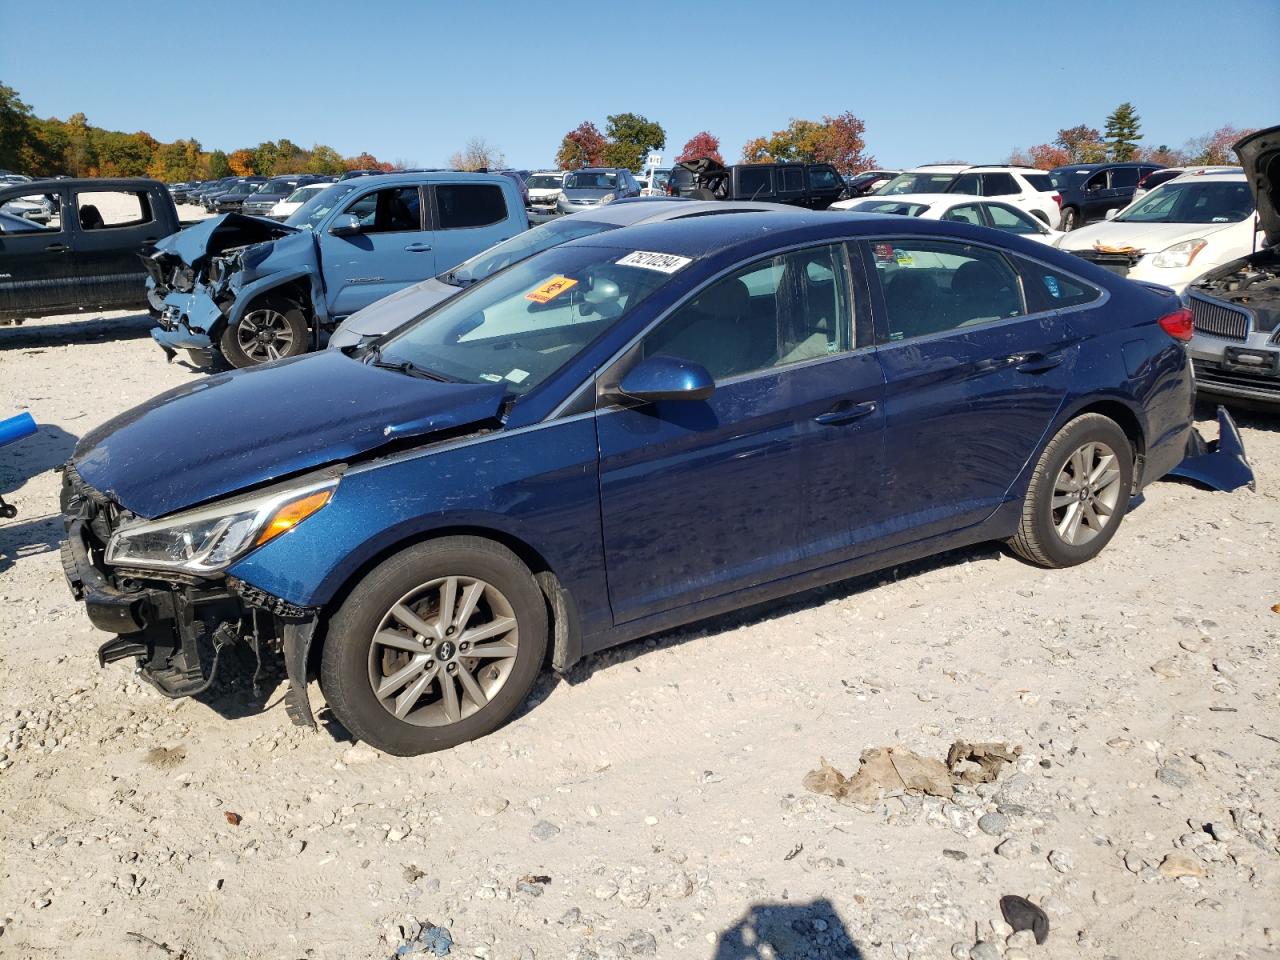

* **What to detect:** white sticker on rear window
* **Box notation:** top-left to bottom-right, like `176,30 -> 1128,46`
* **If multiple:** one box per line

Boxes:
616,250 -> 693,273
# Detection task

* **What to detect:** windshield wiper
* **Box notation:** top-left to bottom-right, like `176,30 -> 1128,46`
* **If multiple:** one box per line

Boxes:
364,343 -> 452,381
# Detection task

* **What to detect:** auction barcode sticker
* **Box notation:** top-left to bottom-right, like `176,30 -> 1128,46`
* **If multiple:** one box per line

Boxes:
616,250 -> 693,274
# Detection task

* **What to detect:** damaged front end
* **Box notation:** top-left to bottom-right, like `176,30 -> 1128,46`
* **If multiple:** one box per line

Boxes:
142,214 -> 302,365
60,463 -> 331,727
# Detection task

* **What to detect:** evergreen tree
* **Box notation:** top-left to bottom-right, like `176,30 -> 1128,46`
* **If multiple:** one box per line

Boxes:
1105,103 -> 1142,162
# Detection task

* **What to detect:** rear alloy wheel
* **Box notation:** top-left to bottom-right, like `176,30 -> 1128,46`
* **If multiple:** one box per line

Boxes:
219,298 -> 308,368
1009,413 -> 1133,568
1059,207 -> 1080,231
320,537 -> 547,755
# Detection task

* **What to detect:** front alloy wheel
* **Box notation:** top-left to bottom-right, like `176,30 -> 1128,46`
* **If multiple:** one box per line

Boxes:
218,297 -> 309,368
320,537 -> 547,755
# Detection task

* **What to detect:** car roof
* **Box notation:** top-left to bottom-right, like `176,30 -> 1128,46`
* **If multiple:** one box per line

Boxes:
1162,171 -> 1247,184
906,164 -> 968,173
330,171 -> 510,188
573,199 -> 789,227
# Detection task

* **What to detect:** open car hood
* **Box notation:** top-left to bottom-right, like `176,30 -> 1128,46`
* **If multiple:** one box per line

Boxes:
157,213 -> 299,268
1235,125 -> 1280,247
71,351 -> 507,518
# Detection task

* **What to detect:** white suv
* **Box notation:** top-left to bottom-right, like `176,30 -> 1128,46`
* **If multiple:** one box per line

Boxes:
876,164 -> 1063,228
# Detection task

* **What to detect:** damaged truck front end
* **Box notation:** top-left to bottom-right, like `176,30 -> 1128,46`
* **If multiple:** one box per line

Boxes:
143,214 -> 319,368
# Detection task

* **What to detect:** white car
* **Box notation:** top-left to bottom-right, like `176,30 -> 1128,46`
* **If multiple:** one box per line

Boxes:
875,164 -> 1063,228
269,182 -> 330,221
1133,165 -> 1241,202
832,193 -> 1064,245
525,171 -> 565,215
1057,172 -> 1262,294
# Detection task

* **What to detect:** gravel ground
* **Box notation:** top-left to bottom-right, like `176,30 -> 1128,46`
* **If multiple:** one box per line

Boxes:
0,301 -> 1277,960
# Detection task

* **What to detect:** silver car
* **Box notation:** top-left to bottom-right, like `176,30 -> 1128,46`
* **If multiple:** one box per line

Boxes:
555,167 -> 641,214
328,199 -> 782,350
1185,126 -> 1280,407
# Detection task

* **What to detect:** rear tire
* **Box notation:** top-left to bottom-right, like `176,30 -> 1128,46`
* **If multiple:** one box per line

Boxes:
218,296 -> 309,368
1059,206 -> 1080,231
320,537 -> 548,756
1009,414 -> 1133,569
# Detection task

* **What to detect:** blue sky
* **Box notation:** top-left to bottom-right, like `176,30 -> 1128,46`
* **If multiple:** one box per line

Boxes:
4,0 -> 1277,170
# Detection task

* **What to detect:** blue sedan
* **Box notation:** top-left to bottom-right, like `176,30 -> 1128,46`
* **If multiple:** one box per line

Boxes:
64,210 -> 1202,754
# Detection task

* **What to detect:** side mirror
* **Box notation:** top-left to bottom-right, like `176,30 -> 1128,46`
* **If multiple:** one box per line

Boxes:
1104,208 -> 1119,220
618,355 -> 714,403
329,213 -> 361,236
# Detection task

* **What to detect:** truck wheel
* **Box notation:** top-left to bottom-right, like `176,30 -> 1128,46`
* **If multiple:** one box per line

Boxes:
1059,207 -> 1080,231
319,537 -> 548,755
218,297 -> 309,368
1009,413 -> 1133,569
146,284 -> 166,319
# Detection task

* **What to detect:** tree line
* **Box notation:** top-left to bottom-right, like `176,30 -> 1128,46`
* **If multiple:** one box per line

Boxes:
552,111 -> 876,175
1008,102 -> 1256,170
0,82 -> 396,180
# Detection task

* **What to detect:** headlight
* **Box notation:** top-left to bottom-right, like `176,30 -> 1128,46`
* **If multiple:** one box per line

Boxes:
106,476 -> 338,575
599,193 -> 616,204
1152,239 -> 1207,269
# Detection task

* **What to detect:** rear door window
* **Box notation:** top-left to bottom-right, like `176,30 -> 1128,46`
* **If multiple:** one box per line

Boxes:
435,183 -> 508,229
980,172 -> 1019,196
780,166 -> 804,193
941,204 -> 984,226
1109,167 -> 1140,189
1017,259 -> 1102,313
737,166 -> 773,198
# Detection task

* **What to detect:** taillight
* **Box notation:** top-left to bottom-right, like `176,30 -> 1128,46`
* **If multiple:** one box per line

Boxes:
1052,193 -> 1062,209
1158,307 -> 1193,342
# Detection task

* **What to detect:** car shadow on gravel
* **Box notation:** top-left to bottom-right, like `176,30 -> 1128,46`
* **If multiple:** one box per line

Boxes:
714,898 -> 862,959
0,311 -> 155,349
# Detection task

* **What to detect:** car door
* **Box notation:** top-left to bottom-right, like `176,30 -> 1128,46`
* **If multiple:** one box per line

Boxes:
321,184 -> 433,318
860,235 -> 1080,545
980,172 -> 1023,210
427,182 -> 517,277
1105,166 -> 1140,215
1081,170 -> 1109,221
595,242 -> 886,624
0,184 -> 76,321
69,186 -> 162,310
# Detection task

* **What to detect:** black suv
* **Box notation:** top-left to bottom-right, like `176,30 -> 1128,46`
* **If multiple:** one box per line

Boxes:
668,159 -> 846,210
1051,162 -> 1164,230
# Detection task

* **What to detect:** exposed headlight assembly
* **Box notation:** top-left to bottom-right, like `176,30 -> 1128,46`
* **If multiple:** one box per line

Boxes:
599,193 -> 616,204
106,475 -> 338,575
1152,239 -> 1207,269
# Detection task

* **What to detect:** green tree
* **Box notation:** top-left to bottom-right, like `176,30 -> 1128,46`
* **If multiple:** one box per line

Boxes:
206,149 -> 231,179
0,82 -> 36,172
602,113 -> 665,171
1104,103 -> 1142,161
306,144 -> 345,175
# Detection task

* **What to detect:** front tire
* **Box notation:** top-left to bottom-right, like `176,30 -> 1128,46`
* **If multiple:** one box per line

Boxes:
320,537 -> 548,756
1009,414 -> 1133,568
218,297 -> 309,368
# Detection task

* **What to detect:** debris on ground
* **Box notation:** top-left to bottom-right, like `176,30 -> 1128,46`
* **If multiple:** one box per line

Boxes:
804,740 -> 1021,804
222,811 -> 241,827
999,895 -> 1049,944
393,923 -> 453,957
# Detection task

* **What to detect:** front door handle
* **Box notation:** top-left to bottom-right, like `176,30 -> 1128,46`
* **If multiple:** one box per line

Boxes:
813,400 -> 877,426
45,243 -> 69,253
1015,351 -> 1065,374
403,242 -> 432,252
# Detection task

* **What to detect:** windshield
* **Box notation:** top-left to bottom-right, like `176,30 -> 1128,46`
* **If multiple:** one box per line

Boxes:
875,172 -> 957,195
376,245 -> 678,396
1116,180 -> 1254,224
442,217 -> 620,286
226,182 -> 258,195
851,200 -> 930,217
285,185 -> 324,204
284,182 -> 360,228
564,171 -> 617,190
526,174 -> 563,190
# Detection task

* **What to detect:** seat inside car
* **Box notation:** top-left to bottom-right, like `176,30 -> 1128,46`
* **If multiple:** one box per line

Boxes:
78,204 -> 105,230
647,277 -> 760,379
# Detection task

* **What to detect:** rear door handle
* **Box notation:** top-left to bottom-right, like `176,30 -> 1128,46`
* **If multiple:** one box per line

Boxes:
45,243 -> 69,253
1015,351 -> 1065,374
403,243 -> 432,252
813,401 -> 877,426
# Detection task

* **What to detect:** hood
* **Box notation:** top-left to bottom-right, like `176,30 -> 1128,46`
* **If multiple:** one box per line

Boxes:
338,277 -> 460,339
156,213 -> 298,269
71,350 -> 506,518
1235,125 -> 1280,246
1059,218 -> 1239,254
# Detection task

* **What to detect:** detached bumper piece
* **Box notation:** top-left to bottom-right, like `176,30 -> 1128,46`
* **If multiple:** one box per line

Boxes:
1168,405 -> 1256,493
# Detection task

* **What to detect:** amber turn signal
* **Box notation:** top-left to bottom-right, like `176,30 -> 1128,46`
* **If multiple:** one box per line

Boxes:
254,489 -> 333,546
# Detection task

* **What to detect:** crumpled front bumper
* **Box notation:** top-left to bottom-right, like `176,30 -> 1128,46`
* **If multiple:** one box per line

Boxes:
151,289 -> 221,363
1168,405 -> 1256,493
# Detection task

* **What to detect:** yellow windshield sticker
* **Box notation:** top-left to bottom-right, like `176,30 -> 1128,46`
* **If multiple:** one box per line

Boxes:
525,275 -> 578,303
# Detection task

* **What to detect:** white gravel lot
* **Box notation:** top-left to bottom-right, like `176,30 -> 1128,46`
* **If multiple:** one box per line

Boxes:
0,289 -> 1277,960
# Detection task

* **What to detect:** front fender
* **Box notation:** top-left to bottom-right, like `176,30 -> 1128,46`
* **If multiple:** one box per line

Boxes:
223,267 -> 327,329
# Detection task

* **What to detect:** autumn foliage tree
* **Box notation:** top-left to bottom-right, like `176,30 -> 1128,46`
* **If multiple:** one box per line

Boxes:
227,148 -> 256,176
449,136 -> 505,171
1185,124 -> 1258,165
555,121 -> 607,170
676,131 -> 723,164
741,112 -> 874,174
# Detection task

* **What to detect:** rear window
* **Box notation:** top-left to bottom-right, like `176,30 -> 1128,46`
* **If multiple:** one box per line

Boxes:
738,167 -> 772,197
436,183 -> 508,229
1023,173 -> 1054,193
